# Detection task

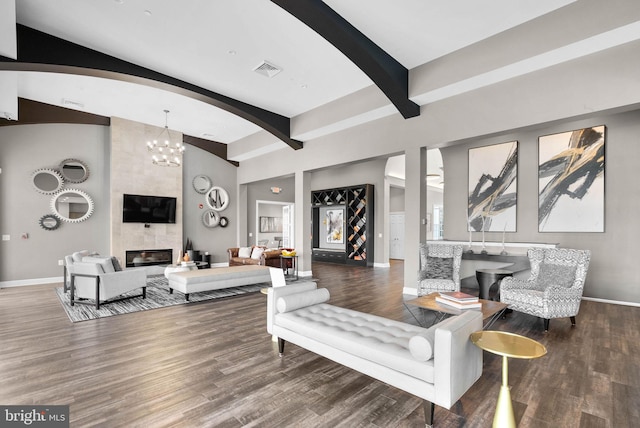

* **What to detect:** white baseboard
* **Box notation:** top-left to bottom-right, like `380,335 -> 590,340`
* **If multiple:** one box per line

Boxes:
582,296 -> 640,307
373,262 -> 391,268
299,270 -> 313,278
402,287 -> 418,296
0,276 -> 63,288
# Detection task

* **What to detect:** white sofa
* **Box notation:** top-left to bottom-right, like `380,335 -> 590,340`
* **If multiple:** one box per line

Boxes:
67,254 -> 147,309
267,282 -> 483,427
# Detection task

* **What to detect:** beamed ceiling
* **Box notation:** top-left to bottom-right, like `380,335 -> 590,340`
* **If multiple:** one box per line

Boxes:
2,0 -> 637,164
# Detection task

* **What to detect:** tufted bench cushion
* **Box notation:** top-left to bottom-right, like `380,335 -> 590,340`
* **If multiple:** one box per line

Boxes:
276,303 -> 437,383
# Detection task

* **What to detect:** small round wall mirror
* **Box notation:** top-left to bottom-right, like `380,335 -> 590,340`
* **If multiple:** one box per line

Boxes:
202,209 -> 220,228
59,158 -> 90,183
31,168 -> 64,194
50,189 -> 95,223
39,214 -> 61,231
192,175 -> 212,194
205,186 -> 229,211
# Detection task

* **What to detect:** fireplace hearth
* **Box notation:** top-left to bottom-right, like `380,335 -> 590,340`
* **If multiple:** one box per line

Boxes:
126,249 -> 173,268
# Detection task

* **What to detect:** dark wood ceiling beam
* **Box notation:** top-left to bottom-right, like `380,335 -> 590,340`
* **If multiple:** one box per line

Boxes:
0,97 -> 110,127
0,25 -> 303,150
183,135 -> 239,167
272,0 -> 420,119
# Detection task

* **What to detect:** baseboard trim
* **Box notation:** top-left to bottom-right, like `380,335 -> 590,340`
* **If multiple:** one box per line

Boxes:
402,287 -> 418,296
582,296 -> 640,307
373,262 -> 391,268
0,276 -> 63,288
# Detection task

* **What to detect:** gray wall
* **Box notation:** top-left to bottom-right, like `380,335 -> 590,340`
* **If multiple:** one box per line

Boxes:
0,124 -> 110,282
182,145 -> 238,265
0,123 -> 239,283
440,109 -> 640,303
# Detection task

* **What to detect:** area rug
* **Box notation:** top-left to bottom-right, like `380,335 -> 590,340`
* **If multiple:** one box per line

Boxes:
55,275 -> 270,323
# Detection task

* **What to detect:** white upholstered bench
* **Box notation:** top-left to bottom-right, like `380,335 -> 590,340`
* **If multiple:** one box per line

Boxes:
267,282 -> 483,427
168,265 -> 271,300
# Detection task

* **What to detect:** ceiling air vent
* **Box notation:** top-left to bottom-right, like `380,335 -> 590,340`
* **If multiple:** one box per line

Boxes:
253,61 -> 282,78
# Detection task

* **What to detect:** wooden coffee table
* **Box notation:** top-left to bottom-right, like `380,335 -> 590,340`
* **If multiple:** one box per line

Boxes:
405,292 -> 508,329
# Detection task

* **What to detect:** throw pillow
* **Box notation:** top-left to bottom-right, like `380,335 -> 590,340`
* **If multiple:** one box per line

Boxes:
238,247 -> 252,258
409,327 -> 437,361
251,247 -> 265,260
424,256 -> 453,279
111,257 -> 123,271
276,288 -> 330,313
537,263 -> 577,289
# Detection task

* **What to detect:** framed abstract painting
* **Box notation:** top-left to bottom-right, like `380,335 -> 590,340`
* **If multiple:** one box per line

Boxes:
468,141 -> 518,232
538,125 -> 605,232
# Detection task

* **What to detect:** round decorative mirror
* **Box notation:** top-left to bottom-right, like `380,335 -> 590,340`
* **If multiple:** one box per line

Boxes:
205,186 -> 230,211
50,189 -> 95,223
59,158 -> 90,183
192,174 -> 212,194
31,168 -> 64,194
219,216 -> 229,228
39,214 -> 61,231
202,209 -> 220,228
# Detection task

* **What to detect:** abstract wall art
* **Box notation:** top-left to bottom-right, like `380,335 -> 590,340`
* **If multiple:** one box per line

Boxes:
468,141 -> 518,232
326,209 -> 344,243
538,125 -> 605,232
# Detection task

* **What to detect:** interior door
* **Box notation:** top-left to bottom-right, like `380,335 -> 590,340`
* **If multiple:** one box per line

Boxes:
389,213 -> 405,259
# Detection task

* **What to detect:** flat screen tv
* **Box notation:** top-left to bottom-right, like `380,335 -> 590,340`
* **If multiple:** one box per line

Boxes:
122,194 -> 177,224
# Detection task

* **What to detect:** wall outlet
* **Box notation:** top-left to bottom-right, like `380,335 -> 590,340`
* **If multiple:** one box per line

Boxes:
58,260 -> 64,266
2,234 -> 9,241
249,232 -> 253,237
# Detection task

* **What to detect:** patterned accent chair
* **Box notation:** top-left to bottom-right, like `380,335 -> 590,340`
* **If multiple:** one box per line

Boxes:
417,244 -> 463,296
500,248 -> 591,331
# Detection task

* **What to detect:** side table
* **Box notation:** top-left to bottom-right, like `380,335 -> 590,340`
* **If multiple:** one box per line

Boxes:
280,255 -> 298,281
476,269 -> 512,300
470,331 -> 547,427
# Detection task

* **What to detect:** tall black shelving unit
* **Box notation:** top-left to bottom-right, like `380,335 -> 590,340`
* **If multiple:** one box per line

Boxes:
311,184 -> 374,266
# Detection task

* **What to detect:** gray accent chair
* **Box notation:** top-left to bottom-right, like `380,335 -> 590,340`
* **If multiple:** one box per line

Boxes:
500,248 -> 591,331
68,255 -> 147,309
417,244 -> 463,296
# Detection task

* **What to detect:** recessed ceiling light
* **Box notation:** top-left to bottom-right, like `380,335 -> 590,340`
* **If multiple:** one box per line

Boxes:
300,84 -> 308,89
114,0 -> 124,4
144,10 -> 152,16
227,50 -> 237,55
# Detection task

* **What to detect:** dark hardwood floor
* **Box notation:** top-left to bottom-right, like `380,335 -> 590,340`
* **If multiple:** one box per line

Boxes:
1,260 -> 638,427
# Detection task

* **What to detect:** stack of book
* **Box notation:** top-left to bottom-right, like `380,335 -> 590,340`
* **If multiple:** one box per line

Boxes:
435,291 -> 482,309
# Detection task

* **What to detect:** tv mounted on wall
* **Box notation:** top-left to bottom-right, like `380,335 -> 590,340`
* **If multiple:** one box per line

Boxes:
122,194 -> 177,224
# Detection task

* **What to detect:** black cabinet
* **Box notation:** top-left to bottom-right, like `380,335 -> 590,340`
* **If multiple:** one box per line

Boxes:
311,184 -> 374,266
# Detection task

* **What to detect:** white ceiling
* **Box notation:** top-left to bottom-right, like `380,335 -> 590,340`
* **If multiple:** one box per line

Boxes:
5,0 -> 578,149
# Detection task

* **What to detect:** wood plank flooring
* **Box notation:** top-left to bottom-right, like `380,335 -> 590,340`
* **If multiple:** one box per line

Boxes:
1,260 -> 638,427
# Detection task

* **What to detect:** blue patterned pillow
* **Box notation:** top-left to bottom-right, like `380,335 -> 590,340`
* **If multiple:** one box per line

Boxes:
537,263 -> 576,289
421,256 -> 453,280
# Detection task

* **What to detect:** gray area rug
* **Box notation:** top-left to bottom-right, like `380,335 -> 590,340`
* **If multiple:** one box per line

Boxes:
55,275 -> 270,323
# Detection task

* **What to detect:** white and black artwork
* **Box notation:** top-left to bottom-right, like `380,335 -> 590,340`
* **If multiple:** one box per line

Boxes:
538,126 -> 605,232
326,209 -> 344,243
468,141 -> 518,232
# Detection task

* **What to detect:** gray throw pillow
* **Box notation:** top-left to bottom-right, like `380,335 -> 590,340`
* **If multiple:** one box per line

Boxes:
111,257 -> 123,272
423,256 -> 453,280
537,263 -> 576,289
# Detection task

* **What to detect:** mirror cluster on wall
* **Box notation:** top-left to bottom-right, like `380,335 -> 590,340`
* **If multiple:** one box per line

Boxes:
31,158 -> 94,230
192,174 -> 229,228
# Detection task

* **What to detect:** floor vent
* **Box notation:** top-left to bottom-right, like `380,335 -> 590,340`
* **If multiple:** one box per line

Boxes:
253,61 -> 282,78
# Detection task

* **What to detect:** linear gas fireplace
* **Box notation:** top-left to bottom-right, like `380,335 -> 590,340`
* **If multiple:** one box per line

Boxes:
125,249 -> 173,268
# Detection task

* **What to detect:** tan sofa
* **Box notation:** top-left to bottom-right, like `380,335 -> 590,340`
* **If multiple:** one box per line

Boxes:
228,246 -> 282,268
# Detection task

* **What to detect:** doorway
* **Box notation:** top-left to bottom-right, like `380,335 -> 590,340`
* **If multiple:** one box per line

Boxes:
389,212 -> 405,259
256,200 -> 294,248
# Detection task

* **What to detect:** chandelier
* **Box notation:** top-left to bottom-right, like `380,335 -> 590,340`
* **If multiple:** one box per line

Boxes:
147,110 -> 185,167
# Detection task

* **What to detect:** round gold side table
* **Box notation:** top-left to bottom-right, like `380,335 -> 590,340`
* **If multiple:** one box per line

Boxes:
470,331 -> 547,428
